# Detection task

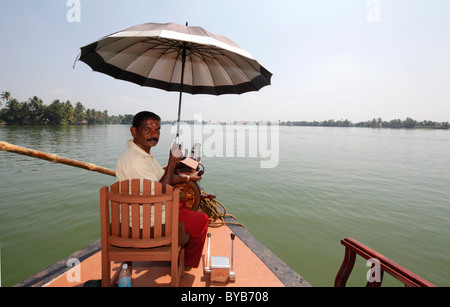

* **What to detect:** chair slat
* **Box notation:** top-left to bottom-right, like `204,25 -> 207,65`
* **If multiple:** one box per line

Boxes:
131,204 -> 140,239
109,236 -> 172,249
120,181 -> 130,238
106,193 -> 173,204
131,180 -> 140,239
120,204 -> 129,238
142,179 -> 151,195
154,202 -> 162,238
142,204 -> 151,239
110,182 -> 120,237
154,181 -> 162,194
165,200 -> 172,236
141,179 -> 152,239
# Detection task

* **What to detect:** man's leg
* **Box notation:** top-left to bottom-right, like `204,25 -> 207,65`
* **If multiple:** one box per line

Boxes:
179,207 -> 209,268
178,222 -> 190,246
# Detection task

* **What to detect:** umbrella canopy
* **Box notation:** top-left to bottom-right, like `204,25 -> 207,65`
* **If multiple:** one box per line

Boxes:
78,22 -> 272,137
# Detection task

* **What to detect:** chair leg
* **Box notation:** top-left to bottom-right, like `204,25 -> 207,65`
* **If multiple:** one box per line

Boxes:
110,262 -> 125,286
178,248 -> 185,284
102,256 -> 111,287
170,248 -> 185,287
171,257 -> 177,287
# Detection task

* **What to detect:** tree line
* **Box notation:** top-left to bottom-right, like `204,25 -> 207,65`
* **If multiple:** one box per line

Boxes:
0,91 -> 134,125
280,117 -> 449,129
1,92 -> 449,129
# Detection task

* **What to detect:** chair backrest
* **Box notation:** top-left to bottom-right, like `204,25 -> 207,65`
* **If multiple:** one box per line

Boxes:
100,179 -> 180,249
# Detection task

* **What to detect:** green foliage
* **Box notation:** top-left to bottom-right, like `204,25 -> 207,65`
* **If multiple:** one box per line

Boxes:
0,92 -> 133,126
280,117 -> 449,129
1,91 -> 448,129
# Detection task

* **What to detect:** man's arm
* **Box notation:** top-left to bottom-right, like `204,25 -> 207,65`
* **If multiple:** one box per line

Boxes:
159,147 -> 181,186
159,144 -> 202,186
171,171 -> 202,184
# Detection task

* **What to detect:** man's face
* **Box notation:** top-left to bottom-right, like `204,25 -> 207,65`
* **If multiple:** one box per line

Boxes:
131,119 -> 161,153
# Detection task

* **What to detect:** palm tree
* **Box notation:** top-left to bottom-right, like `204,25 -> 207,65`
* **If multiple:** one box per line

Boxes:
28,96 -> 44,124
46,99 -> 64,125
5,98 -> 23,124
74,101 -> 85,124
1,91 -> 12,107
63,100 -> 75,125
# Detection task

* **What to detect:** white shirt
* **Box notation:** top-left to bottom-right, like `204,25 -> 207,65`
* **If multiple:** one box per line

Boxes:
115,140 -> 166,226
115,140 -> 164,182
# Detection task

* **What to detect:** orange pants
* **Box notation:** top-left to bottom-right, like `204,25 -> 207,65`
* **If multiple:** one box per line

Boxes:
179,204 -> 209,268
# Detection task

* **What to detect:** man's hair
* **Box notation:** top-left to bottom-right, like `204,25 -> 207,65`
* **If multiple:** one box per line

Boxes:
132,111 -> 161,128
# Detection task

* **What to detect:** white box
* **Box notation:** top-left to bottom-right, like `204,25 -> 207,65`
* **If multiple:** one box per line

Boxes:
210,256 -> 230,283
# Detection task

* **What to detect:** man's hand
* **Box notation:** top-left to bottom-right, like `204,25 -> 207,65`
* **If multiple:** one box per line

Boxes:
160,142 -> 182,186
188,171 -> 203,182
169,142 -> 183,162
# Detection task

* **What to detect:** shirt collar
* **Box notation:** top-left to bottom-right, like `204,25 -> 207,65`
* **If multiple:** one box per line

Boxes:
127,139 -> 155,158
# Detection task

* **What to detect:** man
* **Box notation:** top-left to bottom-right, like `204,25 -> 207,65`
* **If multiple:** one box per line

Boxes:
116,111 -> 209,269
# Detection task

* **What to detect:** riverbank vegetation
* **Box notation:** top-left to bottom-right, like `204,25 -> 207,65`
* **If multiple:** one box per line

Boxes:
280,118 -> 449,129
0,91 -> 132,125
1,92 -> 449,129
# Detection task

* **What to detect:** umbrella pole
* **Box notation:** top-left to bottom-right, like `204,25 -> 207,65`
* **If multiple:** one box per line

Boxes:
176,43 -> 187,144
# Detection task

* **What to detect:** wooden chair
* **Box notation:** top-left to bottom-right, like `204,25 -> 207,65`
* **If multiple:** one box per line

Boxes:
100,179 -> 184,287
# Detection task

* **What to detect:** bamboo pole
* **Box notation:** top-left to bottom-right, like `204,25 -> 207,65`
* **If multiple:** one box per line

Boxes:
0,141 -> 116,177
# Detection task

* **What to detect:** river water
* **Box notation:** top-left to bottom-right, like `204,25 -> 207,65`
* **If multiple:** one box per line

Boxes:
1,124 -> 449,287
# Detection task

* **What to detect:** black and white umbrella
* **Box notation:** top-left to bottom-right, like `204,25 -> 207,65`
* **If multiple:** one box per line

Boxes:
78,22 -> 272,138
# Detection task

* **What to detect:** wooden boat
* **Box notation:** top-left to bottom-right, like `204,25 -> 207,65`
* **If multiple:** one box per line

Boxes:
2,142 -> 437,288
15,213 -> 310,287
15,212 -> 437,288
3,141 -> 308,288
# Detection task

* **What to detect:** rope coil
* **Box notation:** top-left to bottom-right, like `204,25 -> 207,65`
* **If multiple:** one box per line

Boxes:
199,191 -> 246,230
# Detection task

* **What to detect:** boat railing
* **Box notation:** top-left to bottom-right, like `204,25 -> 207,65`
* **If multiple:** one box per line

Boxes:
335,238 -> 436,287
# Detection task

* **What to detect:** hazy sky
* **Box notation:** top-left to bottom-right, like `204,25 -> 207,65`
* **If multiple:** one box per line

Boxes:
1,0 -> 449,122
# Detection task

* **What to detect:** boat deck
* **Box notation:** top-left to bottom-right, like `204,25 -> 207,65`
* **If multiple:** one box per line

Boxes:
17,220 -> 310,287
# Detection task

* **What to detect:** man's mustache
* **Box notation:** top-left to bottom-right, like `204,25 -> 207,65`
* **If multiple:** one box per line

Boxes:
147,138 -> 159,142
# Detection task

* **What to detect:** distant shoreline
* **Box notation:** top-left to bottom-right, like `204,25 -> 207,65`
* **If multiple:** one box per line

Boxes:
1,119 -> 449,130
1,91 -> 448,130
278,118 -> 449,129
